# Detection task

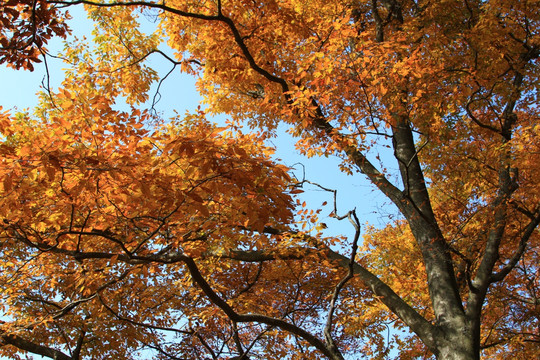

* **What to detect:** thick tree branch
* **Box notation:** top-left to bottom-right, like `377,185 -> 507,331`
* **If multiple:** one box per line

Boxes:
391,118 -> 465,333
211,243 -> 438,353
325,249 -> 439,353
71,330 -> 85,360
0,333 -> 73,360
49,1 -> 220,21
371,0 -> 385,42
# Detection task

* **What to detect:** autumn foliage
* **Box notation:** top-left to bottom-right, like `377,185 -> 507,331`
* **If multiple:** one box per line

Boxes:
1,1 -> 540,359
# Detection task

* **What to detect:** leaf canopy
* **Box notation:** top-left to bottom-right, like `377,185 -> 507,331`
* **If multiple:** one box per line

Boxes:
1,0 -> 539,359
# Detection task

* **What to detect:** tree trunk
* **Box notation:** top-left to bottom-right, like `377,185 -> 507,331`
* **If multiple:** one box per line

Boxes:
436,332 -> 478,360
427,313 -> 479,360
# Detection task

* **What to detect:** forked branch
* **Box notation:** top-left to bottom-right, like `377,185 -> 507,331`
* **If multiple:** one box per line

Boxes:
181,255 -> 346,360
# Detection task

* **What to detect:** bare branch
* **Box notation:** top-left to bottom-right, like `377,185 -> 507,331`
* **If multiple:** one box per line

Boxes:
323,210 -> 361,355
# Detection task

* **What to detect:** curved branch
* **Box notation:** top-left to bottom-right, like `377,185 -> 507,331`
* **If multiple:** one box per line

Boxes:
181,256 -> 344,360
0,333 -> 72,360
323,210 -> 361,356
49,1 -> 221,21
491,207 -> 540,282
325,248 -> 438,352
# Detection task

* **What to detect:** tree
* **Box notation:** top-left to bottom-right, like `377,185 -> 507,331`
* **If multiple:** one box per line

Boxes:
1,0 -> 539,359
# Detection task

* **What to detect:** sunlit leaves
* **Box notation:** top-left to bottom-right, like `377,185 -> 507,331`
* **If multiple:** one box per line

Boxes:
2,0 -> 540,358
0,72 -> 297,358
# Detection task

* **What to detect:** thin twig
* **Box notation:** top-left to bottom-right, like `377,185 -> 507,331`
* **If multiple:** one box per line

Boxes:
323,209 -> 360,353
